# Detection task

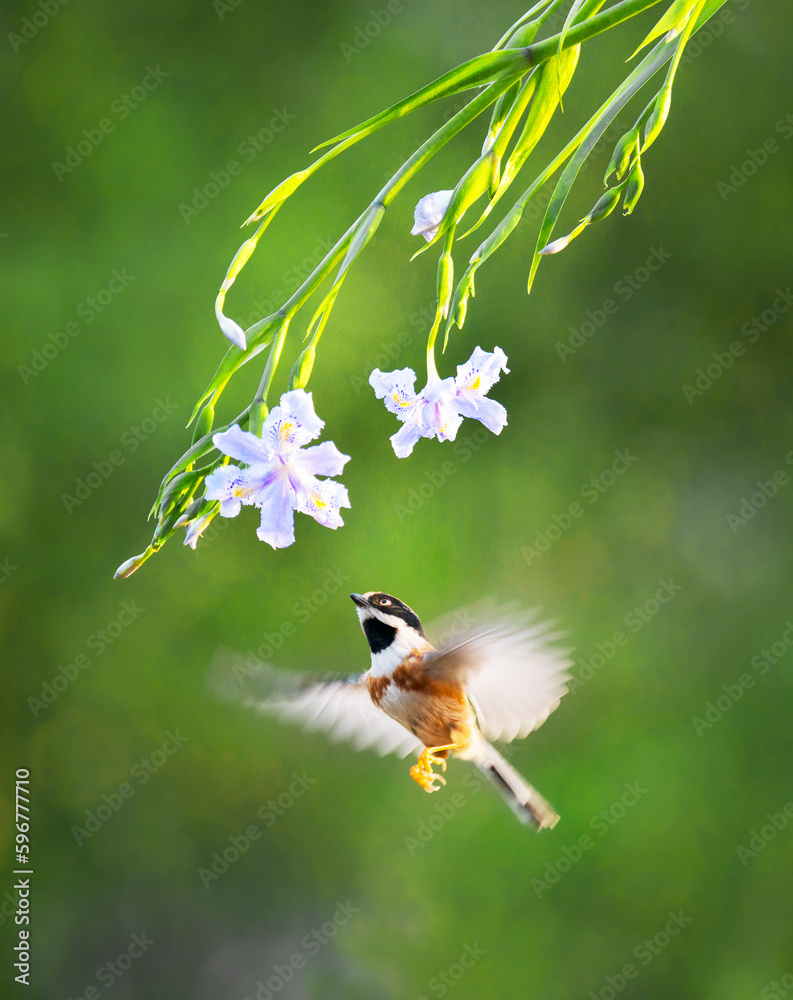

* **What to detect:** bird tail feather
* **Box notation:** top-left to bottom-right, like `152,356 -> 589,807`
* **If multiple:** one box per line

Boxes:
474,743 -> 559,830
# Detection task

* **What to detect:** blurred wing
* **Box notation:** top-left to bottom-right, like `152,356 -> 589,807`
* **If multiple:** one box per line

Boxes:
425,609 -> 571,743
207,649 -> 423,759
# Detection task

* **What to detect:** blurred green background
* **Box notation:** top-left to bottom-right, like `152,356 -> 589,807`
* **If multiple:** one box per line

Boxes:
2,1 -> 792,997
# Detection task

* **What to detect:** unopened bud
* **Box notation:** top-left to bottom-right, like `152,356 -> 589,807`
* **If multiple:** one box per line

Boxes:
192,405 -> 215,444
245,170 -> 308,225
642,87 -> 671,152
589,185 -> 623,223
622,160 -> 645,216
604,127 -> 639,185
436,252 -> 454,320
288,346 -> 316,390
113,549 -> 152,580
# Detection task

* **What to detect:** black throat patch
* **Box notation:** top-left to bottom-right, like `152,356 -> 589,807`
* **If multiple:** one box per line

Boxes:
363,617 -> 397,654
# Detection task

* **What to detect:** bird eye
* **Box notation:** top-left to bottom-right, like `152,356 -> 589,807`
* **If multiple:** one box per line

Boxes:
379,598 -> 391,606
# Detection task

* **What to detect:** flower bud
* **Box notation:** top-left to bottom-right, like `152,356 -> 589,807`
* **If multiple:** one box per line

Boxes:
622,160 -> 645,216
452,268 -> 476,332
642,87 -> 671,152
244,170 -> 308,226
436,252 -> 454,320
589,185 -> 623,223
113,550 -> 151,580
603,127 -> 639,186
288,346 -> 316,390
192,405 -> 215,445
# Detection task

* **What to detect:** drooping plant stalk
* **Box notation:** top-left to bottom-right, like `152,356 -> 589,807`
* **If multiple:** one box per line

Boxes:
116,0 -> 728,578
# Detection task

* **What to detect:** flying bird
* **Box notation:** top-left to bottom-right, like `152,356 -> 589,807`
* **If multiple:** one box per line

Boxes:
228,592 -> 571,829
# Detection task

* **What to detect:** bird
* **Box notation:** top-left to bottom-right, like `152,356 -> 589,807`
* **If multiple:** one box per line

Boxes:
225,592 -> 571,829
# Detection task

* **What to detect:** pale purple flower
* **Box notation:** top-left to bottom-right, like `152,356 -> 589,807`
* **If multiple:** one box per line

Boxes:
204,390 -> 350,549
411,190 -> 453,242
370,346 -> 509,458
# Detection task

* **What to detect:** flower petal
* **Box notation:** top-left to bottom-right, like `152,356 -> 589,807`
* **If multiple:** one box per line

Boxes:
411,190 -> 453,242
205,465 -> 246,518
390,416 -> 426,458
263,389 -> 324,453
455,394 -> 507,434
455,346 -> 509,396
296,478 -> 350,530
255,475 -> 297,549
213,425 -> 272,465
369,368 -> 418,420
299,441 -> 350,478
422,377 -> 462,442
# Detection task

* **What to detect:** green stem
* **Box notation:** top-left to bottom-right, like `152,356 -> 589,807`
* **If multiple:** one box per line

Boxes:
528,0 -> 664,64
243,72 -> 521,397
250,318 -> 291,435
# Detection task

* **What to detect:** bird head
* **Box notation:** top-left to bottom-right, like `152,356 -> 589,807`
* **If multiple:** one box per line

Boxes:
350,592 -> 428,661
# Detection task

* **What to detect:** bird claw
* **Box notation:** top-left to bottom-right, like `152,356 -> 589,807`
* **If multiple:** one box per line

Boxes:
410,744 -> 459,794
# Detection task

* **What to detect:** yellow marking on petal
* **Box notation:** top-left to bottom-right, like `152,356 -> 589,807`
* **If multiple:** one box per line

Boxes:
232,484 -> 256,498
393,392 -> 412,408
309,491 -> 328,509
467,375 -> 481,390
278,421 -> 295,441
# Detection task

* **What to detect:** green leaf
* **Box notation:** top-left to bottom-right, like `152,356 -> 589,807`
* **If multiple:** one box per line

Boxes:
629,0 -> 698,58
528,32 -> 681,291
459,47 -> 578,241
312,49 -> 530,152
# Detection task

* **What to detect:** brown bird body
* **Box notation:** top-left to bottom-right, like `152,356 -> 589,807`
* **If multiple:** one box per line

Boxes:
236,590 -> 571,829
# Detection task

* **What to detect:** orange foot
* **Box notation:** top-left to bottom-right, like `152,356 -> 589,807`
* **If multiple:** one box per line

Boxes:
410,744 -> 459,793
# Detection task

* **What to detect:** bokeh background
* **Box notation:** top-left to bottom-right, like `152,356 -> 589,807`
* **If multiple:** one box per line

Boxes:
2,1 -> 792,997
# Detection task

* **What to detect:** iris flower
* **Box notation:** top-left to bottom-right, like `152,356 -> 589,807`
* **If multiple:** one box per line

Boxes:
370,346 -> 509,458
204,390 -> 350,548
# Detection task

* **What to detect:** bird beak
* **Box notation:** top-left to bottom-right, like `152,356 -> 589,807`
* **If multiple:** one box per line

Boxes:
350,593 -> 369,608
